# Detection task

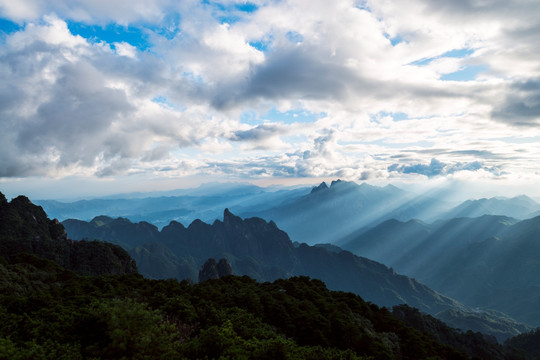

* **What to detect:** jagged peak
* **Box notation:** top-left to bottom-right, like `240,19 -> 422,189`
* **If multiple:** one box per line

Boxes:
217,258 -> 233,277
223,208 -> 242,224
199,257 -> 232,282
330,179 -> 360,188
328,180 -> 361,192
310,182 -> 329,194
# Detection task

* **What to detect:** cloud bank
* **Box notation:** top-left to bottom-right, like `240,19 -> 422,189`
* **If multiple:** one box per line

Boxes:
1,0 -> 540,191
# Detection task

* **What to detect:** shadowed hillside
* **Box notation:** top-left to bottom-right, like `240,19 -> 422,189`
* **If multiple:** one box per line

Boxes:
0,192 -> 137,276
64,208 -> 464,315
339,214 -> 540,327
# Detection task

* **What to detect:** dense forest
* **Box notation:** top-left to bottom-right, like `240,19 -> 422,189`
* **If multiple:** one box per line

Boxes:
1,191 -> 540,359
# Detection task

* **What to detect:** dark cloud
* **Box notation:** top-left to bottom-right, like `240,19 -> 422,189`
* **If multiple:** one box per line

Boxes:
492,78 -> 540,125
209,46 -> 371,109
208,40 -> 468,113
231,124 -> 285,142
18,62 -> 134,164
0,26 -> 173,177
418,0 -> 539,23
141,146 -> 170,162
95,158 -> 133,177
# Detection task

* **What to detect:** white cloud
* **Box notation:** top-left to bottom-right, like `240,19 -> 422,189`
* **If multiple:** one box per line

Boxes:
114,42 -> 137,58
1,0 -> 540,194
0,0 -> 173,24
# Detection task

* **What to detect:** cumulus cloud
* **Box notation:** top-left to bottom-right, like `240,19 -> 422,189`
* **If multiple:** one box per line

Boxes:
1,0 -> 540,189
0,16 -> 236,177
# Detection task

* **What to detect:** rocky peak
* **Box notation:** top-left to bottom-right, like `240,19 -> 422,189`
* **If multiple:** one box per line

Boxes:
217,258 -> 233,277
223,208 -> 242,225
199,258 -> 233,282
310,182 -> 329,194
199,258 -> 219,282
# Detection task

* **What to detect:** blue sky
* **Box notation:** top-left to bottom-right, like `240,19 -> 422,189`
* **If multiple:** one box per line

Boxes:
1,0 -> 540,199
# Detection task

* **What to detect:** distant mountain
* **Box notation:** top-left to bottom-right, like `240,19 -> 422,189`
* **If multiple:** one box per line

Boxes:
36,180 -> 456,245
337,218 -> 432,266
339,214 -> 540,327
0,192 -> 137,276
249,180 -> 451,245
443,196 -> 540,220
64,209 -> 465,315
35,183 -> 309,228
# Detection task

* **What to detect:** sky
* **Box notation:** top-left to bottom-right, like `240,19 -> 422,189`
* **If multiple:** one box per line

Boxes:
1,0 -> 540,200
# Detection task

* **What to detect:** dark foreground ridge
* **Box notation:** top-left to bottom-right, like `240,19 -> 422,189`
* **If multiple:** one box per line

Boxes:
0,254 -> 528,359
0,192 -> 137,275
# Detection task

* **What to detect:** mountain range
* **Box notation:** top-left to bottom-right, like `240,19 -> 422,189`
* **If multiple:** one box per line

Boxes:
17,180 -> 540,341
63,208 -> 534,341
34,183 -> 309,229
442,195 -> 540,220
5,191 -> 496,359
35,180 -> 540,246
63,209 -> 463,314
338,214 -> 540,327
248,180 -> 460,244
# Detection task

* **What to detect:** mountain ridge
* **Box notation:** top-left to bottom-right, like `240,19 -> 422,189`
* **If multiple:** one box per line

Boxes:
339,213 -> 540,327
0,192 -> 137,276
63,209 -> 465,316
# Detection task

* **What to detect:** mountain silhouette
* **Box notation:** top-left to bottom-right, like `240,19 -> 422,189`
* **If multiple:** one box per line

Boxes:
64,208 -> 464,315
0,192 -> 137,276
339,214 -> 540,327
443,195 -> 540,220
249,180 -> 450,245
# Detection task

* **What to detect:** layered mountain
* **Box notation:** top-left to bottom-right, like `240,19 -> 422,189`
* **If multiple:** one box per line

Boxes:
64,209 -> 464,315
3,192 -> 492,359
443,195 -> 540,220
4,191 -> 538,358
34,183 -> 309,229
0,192 -> 137,276
38,180 -> 454,245
339,214 -> 540,327
248,180 -> 451,245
